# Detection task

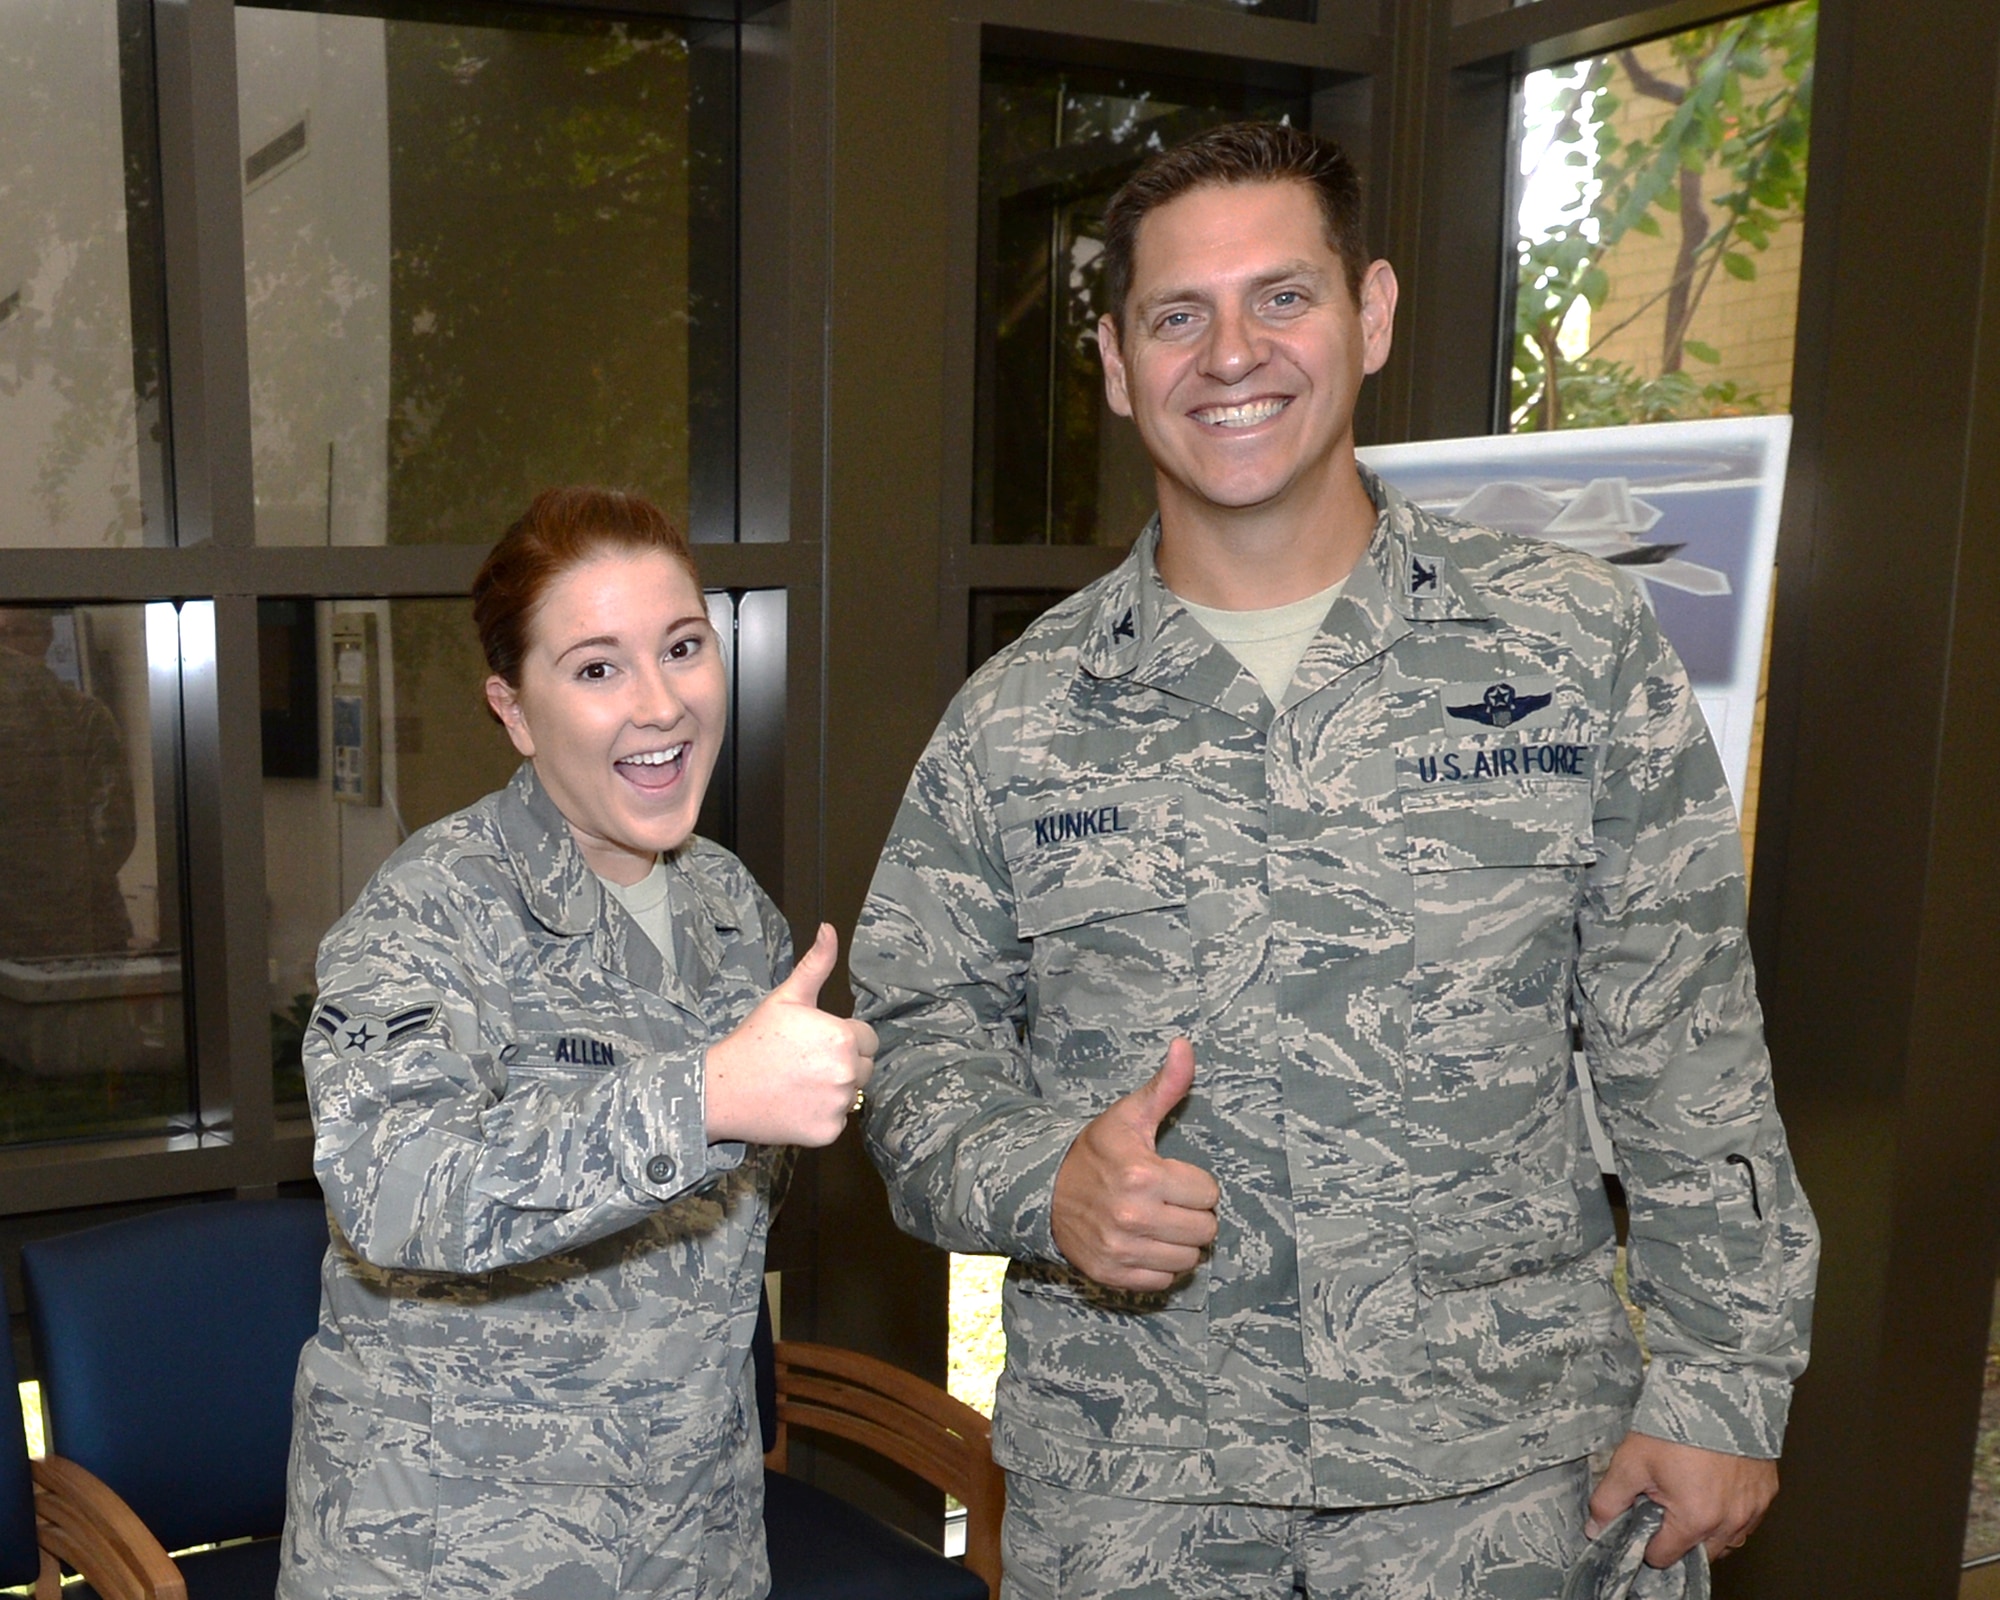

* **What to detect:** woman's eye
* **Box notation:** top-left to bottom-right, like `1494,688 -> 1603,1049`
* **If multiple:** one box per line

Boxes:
667,635 -> 702,662
577,660 -> 613,682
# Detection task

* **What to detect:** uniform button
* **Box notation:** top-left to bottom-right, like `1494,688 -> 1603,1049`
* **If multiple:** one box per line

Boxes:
645,1154 -> 675,1185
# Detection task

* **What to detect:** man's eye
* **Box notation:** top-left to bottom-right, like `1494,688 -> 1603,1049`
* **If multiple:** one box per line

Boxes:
1158,311 -> 1194,330
1269,290 -> 1303,309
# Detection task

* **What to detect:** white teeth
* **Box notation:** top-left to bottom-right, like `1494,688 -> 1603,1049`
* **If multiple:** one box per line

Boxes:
619,745 -> 686,767
1196,398 -> 1288,428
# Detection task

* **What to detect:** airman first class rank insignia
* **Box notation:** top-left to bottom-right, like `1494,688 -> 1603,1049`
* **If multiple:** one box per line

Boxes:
312,1001 -> 440,1059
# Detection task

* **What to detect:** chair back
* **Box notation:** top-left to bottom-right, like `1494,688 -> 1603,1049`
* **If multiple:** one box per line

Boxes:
0,1273 -> 42,1589
21,1197 -> 327,1555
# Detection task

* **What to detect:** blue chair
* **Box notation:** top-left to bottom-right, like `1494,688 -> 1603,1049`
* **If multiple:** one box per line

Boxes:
22,1198 -> 328,1600
756,1293 -> 1002,1599
0,1269 -> 51,1597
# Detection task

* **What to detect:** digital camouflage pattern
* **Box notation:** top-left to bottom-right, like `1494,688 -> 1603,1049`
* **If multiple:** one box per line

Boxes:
280,762 -> 793,1600
1001,1458 -> 1593,1600
855,470 -> 1816,1509
1562,1498 -> 1707,1600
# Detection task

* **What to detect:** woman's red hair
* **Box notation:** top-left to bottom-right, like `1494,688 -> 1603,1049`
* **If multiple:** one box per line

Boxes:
472,486 -> 699,691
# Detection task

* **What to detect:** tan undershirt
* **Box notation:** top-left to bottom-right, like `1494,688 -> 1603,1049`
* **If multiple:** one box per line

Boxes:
1178,577 -> 1348,706
603,857 -> 676,978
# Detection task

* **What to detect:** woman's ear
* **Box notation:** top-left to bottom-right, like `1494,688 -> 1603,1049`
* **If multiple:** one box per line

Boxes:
485,675 -> 536,758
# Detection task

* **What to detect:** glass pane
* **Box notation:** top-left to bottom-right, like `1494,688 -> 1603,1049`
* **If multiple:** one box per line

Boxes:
0,604 -> 187,1143
264,599 -> 520,1108
1509,2 -> 1815,431
0,0 -> 171,547
949,1252 -> 1007,1419
975,61 -> 1312,546
237,8 -> 736,546
970,588 -> 1069,674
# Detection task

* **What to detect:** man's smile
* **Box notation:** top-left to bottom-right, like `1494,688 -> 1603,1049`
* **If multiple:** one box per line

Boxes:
1189,396 -> 1291,429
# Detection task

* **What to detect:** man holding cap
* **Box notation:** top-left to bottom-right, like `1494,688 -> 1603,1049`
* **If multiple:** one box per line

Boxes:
854,121 -> 1815,1597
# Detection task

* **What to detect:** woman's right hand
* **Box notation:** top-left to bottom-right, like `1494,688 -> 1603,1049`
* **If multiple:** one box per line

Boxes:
703,923 -> 878,1147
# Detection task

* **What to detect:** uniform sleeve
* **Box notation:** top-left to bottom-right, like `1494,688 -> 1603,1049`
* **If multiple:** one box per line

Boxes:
306,858 -> 773,1276
853,712 -> 1091,1262
1573,592 -> 1819,1459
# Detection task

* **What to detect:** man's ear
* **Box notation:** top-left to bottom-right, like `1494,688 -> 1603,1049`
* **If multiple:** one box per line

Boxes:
1099,314 -> 1134,418
1358,259 -> 1399,377
485,675 -> 536,759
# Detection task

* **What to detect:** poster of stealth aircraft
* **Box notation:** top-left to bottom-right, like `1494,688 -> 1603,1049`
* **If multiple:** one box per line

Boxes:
1359,414 -> 1791,810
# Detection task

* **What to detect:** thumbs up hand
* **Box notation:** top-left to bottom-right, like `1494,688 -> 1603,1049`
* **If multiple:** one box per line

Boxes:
704,923 -> 878,1147
1051,1038 -> 1220,1291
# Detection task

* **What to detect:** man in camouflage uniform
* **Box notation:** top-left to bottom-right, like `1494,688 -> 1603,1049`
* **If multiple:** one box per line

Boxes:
281,762 -> 793,1600
853,123 -> 1815,1597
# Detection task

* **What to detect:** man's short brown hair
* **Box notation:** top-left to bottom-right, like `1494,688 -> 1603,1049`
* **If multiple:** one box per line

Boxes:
1099,121 -> 1369,338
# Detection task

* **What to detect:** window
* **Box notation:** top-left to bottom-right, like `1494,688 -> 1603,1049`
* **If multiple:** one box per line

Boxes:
236,6 -> 737,546
1509,3 -> 1815,431
0,0 -> 171,548
0,604 -> 187,1145
0,0 -> 759,1201
974,57 -> 1312,548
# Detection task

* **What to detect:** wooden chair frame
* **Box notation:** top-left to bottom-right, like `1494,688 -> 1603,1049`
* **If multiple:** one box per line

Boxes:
31,1342 -> 1007,1600
767,1339 -> 1006,1598
31,1453 -> 186,1600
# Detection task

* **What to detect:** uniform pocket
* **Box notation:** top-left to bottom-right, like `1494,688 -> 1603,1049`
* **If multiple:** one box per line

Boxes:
1414,1175 -> 1594,1292
999,1257 -> 1212,1451
1397,752 -> 1595,875
425,1398 -> 652,1600
1398,756 -> 1595,1042
1005,790 -> 1186,936
1000,789 -> 1195,1091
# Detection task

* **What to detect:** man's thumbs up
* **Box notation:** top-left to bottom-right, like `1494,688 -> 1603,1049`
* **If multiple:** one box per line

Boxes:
1051,1038 -> 1220,1292
1123,1037 -> 1197,1147
703,924 -> 879,1148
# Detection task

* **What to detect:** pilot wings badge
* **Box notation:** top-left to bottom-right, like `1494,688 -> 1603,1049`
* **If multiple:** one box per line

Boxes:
1447,681 -> 1553,728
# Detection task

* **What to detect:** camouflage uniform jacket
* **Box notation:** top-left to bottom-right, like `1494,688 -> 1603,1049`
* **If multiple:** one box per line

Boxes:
854,472 -> 1816,1509
281,762 -> 792,1600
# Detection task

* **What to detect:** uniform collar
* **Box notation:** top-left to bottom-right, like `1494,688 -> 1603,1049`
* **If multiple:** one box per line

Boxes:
1076,525 -> 1264,721
497,762 -> 602,937
1362,466 -> 1490,627
495,761 -> 736,1005
1076,467 -> 1489,704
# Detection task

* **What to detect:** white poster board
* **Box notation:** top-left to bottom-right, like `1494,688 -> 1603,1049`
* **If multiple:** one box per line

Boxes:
1359,414 -> 1792,811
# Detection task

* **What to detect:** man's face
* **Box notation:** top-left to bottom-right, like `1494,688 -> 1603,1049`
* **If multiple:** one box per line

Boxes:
1099,180 -> 1396,523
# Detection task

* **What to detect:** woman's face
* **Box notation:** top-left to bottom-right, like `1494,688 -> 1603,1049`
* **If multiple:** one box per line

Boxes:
485,550 -> 725,885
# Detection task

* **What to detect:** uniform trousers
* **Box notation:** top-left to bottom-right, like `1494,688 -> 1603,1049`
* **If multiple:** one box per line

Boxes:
999,1458 -> 1592,1600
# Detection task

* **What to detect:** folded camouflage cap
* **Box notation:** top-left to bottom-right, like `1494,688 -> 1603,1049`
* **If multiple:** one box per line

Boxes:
1562,1498 -> 1710,1600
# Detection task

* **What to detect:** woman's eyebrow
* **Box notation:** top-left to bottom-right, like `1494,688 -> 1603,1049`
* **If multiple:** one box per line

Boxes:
552,633 -> 620,664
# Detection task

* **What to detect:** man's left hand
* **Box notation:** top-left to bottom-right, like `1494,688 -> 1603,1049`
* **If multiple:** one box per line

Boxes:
1586,1432 -> 1777,1566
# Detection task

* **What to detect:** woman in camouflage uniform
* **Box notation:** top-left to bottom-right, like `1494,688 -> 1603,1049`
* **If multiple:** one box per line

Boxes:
279,488 -> 875,1600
